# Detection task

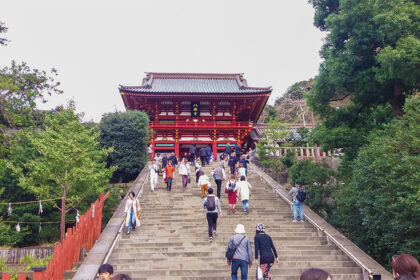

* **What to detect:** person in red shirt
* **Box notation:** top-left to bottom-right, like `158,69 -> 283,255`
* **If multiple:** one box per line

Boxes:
165,160 -> 175,191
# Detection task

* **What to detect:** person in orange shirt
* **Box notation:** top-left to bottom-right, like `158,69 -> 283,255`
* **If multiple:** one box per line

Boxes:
165,160 -> 175,191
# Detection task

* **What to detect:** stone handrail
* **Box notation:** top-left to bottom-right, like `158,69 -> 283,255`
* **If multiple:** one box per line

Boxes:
251,163 -> 392,280
72,167 -> 150,280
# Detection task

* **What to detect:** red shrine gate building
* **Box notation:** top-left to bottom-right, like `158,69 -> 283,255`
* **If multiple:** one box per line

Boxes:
119,73 -> 271,158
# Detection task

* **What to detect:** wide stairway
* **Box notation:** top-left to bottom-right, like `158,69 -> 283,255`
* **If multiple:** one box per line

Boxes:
108,161 -> 363,279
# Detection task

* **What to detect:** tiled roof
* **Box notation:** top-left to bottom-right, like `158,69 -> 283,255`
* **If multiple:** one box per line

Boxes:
120,73 -> 272,94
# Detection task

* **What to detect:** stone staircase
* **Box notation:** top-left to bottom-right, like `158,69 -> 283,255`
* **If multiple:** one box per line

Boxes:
107,161 -> 363,280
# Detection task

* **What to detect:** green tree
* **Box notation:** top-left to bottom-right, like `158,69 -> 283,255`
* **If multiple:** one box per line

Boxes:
99,111 -> 149,183
331,96 -> 420,266
17,108 -> 114,218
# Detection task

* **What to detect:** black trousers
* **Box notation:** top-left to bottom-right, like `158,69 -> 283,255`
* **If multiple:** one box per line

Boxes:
215,179 -> 222,198
200,156 -> 207,166
230,165 -> 235,174
206,212 -> 218,237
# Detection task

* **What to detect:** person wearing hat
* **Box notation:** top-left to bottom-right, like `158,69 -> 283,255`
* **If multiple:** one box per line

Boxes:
254,223 -> 279,279
289,180 -> 305,222
203,188 -> 222,242
226,224 -> 253,280
213,163 -> 226,198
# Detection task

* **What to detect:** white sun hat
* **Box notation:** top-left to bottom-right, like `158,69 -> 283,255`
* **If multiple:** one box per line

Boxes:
235,224 -> 246,234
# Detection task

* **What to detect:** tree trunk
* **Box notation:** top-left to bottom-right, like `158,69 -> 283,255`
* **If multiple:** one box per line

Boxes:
389,81 -> 405,118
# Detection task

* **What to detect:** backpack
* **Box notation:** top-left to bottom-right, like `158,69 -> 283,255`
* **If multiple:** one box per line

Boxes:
296,189 -> 307,203
227,181 -> 235,192
205,196 -> 216,211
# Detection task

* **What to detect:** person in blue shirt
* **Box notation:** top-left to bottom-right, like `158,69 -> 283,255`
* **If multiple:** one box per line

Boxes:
205,145 -> 212,165
239,155 -> 249,176
168,152 -> 178,168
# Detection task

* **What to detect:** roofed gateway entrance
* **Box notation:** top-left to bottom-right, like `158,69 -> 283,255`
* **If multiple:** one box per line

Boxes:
119,73 -> 271,158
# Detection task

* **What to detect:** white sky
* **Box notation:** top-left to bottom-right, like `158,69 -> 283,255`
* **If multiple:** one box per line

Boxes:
1,0 -> 324,122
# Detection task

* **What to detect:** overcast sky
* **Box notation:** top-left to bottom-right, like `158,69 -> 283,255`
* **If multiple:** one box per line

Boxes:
1,0 -> 324,122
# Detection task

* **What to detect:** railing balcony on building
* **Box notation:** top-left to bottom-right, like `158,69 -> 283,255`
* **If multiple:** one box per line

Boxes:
267,146 -> 335,158
149,120 -> 253,129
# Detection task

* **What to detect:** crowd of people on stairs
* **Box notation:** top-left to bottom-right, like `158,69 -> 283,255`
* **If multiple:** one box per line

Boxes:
111,145 -> 419,280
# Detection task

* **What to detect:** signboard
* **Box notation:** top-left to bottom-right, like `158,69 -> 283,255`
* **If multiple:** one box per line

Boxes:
155,143 -> 175,147
191,102 -> 200,118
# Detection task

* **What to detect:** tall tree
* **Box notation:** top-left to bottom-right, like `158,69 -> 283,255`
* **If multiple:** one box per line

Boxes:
308,0 -> 420,118
99,111 -> 149,183
18,108 -> 114,216
331,96 -> 420,265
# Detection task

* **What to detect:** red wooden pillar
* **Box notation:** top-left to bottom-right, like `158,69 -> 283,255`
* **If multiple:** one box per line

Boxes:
175,142 -> 179,158
212,129 -> 217,159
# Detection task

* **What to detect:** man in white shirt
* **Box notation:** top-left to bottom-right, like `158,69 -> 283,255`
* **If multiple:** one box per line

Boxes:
148,159 -> 159,191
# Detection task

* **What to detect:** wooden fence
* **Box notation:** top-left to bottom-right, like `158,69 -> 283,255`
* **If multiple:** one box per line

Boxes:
0,247 -> 54,264
1,192 -> 109,280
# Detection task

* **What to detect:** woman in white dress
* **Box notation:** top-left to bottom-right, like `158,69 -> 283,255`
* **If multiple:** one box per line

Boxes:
124,191 -> 141,234
149,159 -> 159,191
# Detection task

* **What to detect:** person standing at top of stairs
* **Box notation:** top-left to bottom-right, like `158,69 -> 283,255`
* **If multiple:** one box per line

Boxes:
205,145 -> 212,165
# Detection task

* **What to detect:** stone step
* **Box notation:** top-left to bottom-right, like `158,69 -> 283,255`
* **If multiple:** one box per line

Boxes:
124,274 -> 362,280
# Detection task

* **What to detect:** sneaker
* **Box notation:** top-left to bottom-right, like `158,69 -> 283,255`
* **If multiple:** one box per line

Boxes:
292,220 -> 297,223
213,231 -> 217,236
127,231 -> 130,234
209,237 -> 213,242
300,220 -> 305,223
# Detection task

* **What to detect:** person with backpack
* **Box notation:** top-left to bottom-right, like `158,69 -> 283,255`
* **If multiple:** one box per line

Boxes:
203,188 -> 222,242
235,176 -> 252,213
288,181 -> 306,222
213,163 -> 226,198
226,224 -> 253,280
225,175 -> 238,214
254,223 -> 279,280
205,145 -> 212,165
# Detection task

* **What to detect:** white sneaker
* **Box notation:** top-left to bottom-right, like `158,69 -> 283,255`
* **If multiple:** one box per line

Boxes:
209,237 -> 213,242
300,220 -> 304,223
292,220 -> 297,223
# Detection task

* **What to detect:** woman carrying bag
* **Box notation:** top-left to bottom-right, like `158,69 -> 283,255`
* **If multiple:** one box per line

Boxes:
124,191 -> 141,234
254,223 -> 279,280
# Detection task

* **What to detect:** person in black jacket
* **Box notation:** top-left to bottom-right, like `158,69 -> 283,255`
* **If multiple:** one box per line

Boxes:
199,147 -> 207,167
228,152 -> 238,174
225,143 -> 232,159
168,152 -> 178,167
161,154 -> 169,169
189,144 -> 196,162
254,223 -> 278,280
234,143 -> 241,161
